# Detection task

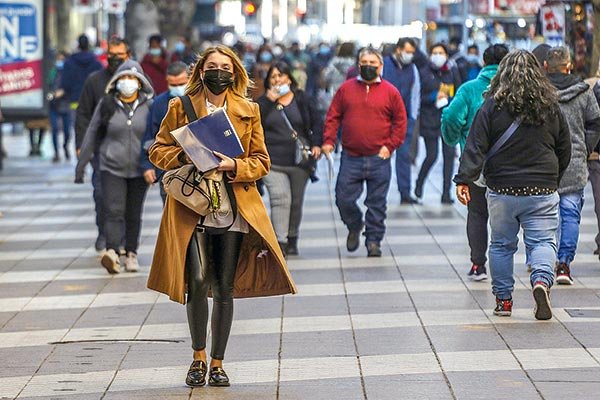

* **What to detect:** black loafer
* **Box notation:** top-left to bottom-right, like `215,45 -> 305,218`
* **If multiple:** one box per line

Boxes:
186,360 -> 207,387
208,366 -> 230,387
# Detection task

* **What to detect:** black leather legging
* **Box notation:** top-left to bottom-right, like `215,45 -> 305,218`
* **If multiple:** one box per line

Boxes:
186,229 -> 244,360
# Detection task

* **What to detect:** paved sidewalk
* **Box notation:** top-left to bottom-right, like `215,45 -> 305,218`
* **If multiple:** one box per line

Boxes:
1,133 -> 600,400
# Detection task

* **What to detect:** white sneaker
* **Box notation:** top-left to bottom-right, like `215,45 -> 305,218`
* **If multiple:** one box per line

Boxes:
125,252 -> 139,272
101,249 -> 120,274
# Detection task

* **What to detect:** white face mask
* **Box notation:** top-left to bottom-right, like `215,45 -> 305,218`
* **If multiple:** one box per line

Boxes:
116,78 -> 139,97
169,84 -> 186,97
430,54 -> 447,69
399,51 -> 414,65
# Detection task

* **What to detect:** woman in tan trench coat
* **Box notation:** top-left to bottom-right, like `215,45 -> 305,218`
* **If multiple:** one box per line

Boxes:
147,45 -> 296,388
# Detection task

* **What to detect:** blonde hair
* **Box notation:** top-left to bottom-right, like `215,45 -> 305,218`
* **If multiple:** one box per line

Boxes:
185,45 -> 252,97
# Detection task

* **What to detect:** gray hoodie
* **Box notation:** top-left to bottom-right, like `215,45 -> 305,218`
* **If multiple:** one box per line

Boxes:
549,73 -> 600,194
76,60 -> 154,181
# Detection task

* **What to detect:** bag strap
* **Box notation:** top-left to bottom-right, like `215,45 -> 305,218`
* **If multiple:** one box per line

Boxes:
486,118 -> 522,161
276,103 -> 299,140
180,95 -> 198,122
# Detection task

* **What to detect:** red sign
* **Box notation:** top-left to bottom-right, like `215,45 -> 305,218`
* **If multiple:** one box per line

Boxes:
0,59 -> 42,95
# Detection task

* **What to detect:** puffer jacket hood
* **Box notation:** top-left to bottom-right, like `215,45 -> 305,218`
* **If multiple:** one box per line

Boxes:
105,59 -> 154,99
478,64 -> 498,84
549,73 -> 588,103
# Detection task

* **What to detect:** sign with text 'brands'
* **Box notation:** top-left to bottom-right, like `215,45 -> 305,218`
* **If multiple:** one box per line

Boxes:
0,0 -> 45,115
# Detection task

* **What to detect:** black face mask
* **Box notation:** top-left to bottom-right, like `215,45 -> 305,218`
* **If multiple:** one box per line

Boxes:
359,65 -> 378,81
107,56 -> 124,73
203,69 -> 234,95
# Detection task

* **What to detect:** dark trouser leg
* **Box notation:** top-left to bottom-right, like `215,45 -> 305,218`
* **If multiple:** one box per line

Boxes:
61,112 -> 72,155
364,156 -> 392,244
442,141 -> 456,198
49,110 -> 60,156
186,231 -> 210,352
416,136 -> 439,194
91,156 -> 105,238
395,119 -> 415,198
124,177 -> 149,254
208,231 -> 244,360
335,153 -> 365,231
589,161 -> 600,250
467,183 -> 489,265
100,171 -> 126,252
287,166 -> 310,239
29,129 -> 36,153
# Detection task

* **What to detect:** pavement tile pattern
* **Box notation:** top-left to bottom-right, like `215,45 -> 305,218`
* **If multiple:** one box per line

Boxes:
1,134 -> 600,399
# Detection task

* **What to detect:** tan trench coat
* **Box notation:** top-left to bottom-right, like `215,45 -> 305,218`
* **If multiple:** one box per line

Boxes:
147,90 -> 297,304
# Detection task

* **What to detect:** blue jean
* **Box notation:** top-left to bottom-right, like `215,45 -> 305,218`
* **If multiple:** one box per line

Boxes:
557,190 -> 584,265
335,152 -> 391,244
487,191 -> 559,300
395,118 -> 415,197
49,109 -> 71,155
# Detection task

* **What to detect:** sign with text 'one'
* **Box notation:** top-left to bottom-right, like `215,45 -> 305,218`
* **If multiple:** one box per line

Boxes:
0,0 -> 45,114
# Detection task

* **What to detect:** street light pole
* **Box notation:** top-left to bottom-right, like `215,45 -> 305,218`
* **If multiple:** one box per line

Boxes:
462,0 -> 469,47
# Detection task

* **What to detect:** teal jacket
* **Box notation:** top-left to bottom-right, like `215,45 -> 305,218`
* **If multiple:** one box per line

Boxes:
441,64 -> 498,150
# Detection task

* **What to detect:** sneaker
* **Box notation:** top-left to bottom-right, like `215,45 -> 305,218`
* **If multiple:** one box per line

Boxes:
533,281 -> 552,320
124,252 -> 139,272
467,264 -> 487,281
366,242 -> 382,257
101,249 -> 120,274
95,234 -> 106,252
493,298 -> 513,317
400,194 -> 418,205
555,262 -> 574,285
346,224 -> 363,252
118,246 -> 127,256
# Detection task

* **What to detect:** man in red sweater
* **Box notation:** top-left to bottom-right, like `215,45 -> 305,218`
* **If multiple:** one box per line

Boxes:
322,47 -> 407,257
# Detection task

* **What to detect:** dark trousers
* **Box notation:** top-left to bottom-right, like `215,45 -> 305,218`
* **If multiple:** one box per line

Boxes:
395,119 -> 415,198
186,230 -> 244,360
29,128 -> 45,153
100,171 -> 148,253
335,152 -> 391,245
49,110 -> 71,157
416,135 -> 455,198
467,183 -> 489,266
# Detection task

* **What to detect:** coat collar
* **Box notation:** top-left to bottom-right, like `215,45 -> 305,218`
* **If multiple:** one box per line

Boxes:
189,89 -> 254,120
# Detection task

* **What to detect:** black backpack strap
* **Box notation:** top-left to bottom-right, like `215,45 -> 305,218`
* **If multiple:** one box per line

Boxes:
179,95 -> 198,122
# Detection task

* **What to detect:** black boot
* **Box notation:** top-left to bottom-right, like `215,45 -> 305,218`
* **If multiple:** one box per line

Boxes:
286,236 -> 299,256
278,241 -> 287,258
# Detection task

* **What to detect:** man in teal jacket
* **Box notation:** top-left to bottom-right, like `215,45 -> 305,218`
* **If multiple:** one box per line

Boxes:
441,44 -> 509,280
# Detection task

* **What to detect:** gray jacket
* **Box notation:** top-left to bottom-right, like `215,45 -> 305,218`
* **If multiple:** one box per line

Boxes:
76,60 -> 154,181
549,73 -> 600,194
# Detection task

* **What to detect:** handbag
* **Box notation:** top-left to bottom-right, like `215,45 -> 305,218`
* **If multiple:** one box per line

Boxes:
162,165 -> 231,217
276,104 -> 316,173
473,118 -> 522,187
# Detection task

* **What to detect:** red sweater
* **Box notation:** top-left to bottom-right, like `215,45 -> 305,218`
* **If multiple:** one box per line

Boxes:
323,78 -> 407,156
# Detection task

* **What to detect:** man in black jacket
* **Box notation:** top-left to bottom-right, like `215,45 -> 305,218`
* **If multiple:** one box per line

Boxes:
75,36 -> 130,252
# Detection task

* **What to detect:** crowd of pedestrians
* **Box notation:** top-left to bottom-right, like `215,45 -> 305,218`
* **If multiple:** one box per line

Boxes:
10,29 -> 600,388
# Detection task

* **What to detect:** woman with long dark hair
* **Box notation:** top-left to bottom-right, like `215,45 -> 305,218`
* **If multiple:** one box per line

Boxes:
147,45 -> 296,387
454,50 -> 571,320
257,61 -> 323,255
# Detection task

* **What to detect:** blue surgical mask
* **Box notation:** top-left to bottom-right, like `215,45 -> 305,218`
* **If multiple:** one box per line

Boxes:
175,42 -> 185,53
278,84 -> 291,96
466,54 -> 479,64
169,84 -> 186,97
259,52 -> 273,63
55,60 -> 64,69
319,45 -> 331,55
149,48 -> 162,57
